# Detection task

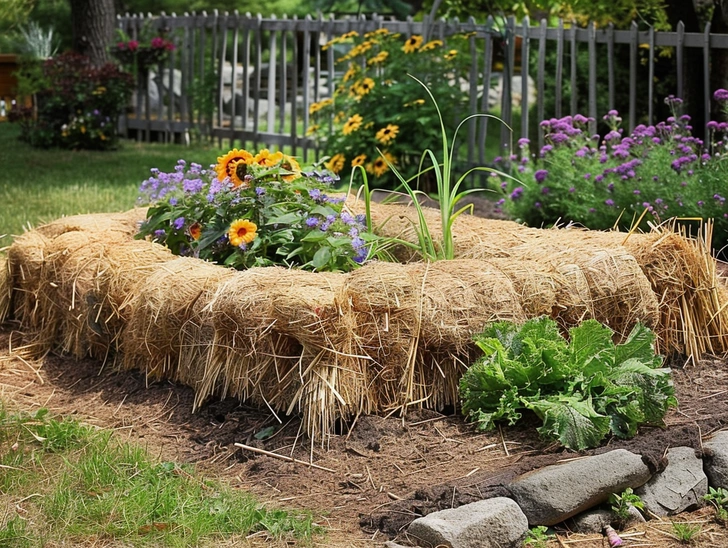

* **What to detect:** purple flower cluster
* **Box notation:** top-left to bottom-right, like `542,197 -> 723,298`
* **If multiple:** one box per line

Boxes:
138,159 -> 211,204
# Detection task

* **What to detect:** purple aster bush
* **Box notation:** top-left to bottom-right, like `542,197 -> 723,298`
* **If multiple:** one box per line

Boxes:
491,95 -> 728,255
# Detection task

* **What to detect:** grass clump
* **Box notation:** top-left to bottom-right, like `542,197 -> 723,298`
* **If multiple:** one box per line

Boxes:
0,406 -> 320,546
670,521 -> 702,544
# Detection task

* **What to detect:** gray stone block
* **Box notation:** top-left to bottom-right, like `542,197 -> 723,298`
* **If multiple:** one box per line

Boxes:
407,497 -> 528,548
704,431 -> 728,489
636,446 -> 707,516
507,449 -> 651,526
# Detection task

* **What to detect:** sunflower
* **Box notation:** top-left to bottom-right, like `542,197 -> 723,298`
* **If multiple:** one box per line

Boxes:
342,114 -> 363,135
215,148 -> 254,183
228,219 -> 258,247
375,124 -> 399,145
325,153 -> 346,174
402,35 -> 423,54
279,154 -> 302,181
351,154 -> 367,167
189,222 -> 202,241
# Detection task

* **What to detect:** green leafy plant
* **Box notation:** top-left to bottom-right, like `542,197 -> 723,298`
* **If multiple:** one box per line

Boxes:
671,521 -> 701,544
459,316 -> 677,451
704,486 -> 728,522
609,487 -> 645,523
309,28 -> 473,189
523,525 -> 552,547
136,148 -> 383,272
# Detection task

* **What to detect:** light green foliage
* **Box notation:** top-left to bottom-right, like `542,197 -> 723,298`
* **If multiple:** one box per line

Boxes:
0,406 -> 320,546
609,487 -> 645,522
671,521 -> 701,543
704,486 -> 728,522
309,28 -> 473,189
523,525 -> 552,547
459,316 -> 677,451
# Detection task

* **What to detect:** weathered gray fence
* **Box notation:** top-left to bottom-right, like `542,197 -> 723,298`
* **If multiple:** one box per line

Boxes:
116,11 -> 728,162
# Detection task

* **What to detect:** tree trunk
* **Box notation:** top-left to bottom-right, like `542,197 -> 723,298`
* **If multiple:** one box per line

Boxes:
69,0 -> 115,66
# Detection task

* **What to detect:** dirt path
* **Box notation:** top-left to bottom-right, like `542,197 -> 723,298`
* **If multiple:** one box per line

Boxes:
3,324 -> 728,547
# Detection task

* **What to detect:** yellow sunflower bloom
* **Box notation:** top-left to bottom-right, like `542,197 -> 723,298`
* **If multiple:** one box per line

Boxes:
228,219 -> 258,247
371,152 -> 395,177
351,154 -> 367,167
326,153 -> 346,174
279,154 -> 302,181
375,124 -> 399,145
402,35 -> 423,54
342,114 -> 363,135
349,41 -> 373,57
215,148 -> 255,184
255,149 -> 284,166
420,39 -> 443,52
341,31 -> 359,39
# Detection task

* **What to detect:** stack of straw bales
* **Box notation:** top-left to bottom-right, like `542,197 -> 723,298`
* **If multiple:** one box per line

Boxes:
2,199 -> 727,440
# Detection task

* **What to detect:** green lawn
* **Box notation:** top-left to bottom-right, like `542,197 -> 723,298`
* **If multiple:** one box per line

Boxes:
0,123 -> 224,249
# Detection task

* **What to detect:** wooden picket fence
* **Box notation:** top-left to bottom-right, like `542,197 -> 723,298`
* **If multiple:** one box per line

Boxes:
116,11 -> 728,163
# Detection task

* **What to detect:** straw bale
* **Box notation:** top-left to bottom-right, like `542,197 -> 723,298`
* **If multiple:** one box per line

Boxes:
120,257 -> 237,382
0,255 -> 9,323
336,259 -> 527,415
5,231 -> 51,328
34,208 -> 147,240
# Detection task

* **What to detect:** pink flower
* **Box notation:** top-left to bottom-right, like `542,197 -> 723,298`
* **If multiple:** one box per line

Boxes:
127,40 -> 139,51
117,41 -> 126,49
151,37 -> 165,49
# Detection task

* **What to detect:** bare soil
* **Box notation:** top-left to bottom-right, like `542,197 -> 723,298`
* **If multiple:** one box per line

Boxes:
2,199 -> 728,547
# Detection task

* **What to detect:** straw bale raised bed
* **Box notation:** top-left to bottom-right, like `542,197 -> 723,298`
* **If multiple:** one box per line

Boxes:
2,199 -> 727,439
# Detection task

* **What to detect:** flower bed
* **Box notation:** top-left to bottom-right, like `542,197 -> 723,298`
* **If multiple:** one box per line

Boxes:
2,196 -> 727,440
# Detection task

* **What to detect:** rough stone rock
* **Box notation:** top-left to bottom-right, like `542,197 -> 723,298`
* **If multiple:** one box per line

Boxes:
704,431 -> 728,489
570,504 -> 645,534
407,497 -> 528,548
635,446 -> 707,516
507,449 -> 651,526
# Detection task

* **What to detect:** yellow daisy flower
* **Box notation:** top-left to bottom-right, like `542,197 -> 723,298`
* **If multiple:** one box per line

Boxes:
375,124 -> 399,145
354,78 -> 375,97
306,124 -> 320,136
342,64 -> 359,82
341,31 -> 359,39
215,148 -> 254,183
420,39 -> 443,52
444,49 -> 458,60
308,98 -> 333,115
228,219 -> 257,247
326,153 -> 346,174
371,152 -> 395,177
351,154 -> 367,167
402,35 -> 423,54
343,114 -> 363,135
367,51 -> 389,65
349,41 -> 373,57
405,99 -> 426,107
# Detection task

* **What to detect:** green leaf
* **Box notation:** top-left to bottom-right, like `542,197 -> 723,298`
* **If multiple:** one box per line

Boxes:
311,246 -> 332,269
615,323 -> 662,368
529,397 -> 611,451
568,319 -> 615,374
266,212 -> 300,225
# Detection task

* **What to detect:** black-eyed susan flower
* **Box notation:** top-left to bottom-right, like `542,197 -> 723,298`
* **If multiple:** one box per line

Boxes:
351,154 -> 367,167
343,114 -> 363,135
215,148 -> 254,183
405,98 -> 426,107
402,35 -> 423,54
353,78 -> 375,97
444,49 -> 458,60
306,124 -> 320,136
367,51 -> 389,66
228,219 -> 257,246
342,64 -> 358,82
420,39 -> 443,52
370,152 -> 395,177
375,124 -> 399,145
309,98 -> 333,114
326,153 -> 346,174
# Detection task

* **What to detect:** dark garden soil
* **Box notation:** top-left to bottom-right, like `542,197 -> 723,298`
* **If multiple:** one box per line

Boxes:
2,199 -> 728,547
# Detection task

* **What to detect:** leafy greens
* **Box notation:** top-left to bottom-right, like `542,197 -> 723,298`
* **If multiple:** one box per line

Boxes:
459,317 -> 677,451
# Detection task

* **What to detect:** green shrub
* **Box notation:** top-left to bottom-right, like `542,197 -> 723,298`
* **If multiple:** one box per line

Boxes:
10,52 -> 133,149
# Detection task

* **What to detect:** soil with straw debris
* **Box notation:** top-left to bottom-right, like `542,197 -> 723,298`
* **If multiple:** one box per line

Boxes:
2,198 -> 728,548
